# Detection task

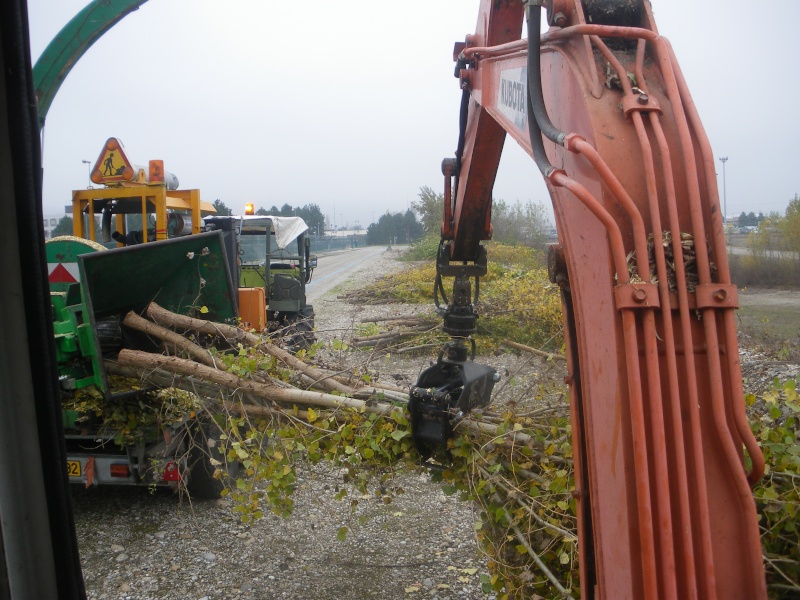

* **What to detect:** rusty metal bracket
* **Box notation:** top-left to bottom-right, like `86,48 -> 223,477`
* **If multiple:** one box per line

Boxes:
695,283 -> 739,309
622,92 -> 662,120
615,283 -> 660,310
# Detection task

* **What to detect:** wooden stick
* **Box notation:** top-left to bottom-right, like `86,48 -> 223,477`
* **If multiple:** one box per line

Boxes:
502,339 -> 566,362
123,311 -> 218,368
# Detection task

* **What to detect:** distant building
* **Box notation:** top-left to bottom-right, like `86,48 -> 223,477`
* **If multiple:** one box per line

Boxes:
42,212 -> 67,239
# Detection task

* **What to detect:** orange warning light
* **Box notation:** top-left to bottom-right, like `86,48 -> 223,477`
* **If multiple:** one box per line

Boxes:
245,203 -> 255,215
149,160 -> 164,183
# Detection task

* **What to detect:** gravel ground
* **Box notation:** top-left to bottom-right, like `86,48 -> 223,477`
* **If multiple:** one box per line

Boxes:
73,466 -> 491,600
74,248 -> 556,600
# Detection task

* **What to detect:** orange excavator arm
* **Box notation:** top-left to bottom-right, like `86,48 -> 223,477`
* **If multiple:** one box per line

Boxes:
426,1 -> 767,598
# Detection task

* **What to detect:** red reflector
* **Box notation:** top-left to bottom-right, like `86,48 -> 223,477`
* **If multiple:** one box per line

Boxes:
110,464 -> 130,478
162,461 -> 181,482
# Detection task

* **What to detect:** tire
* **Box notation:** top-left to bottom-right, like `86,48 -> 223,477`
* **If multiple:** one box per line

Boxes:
284,305 -> 315,351
186,419 -> 239,500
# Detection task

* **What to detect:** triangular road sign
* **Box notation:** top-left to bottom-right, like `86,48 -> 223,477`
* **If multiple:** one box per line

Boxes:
90,137 -> 133,184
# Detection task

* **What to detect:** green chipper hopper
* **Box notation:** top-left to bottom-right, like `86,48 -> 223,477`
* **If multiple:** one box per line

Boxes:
47,232 -> 239,496
48,231 -> 238,395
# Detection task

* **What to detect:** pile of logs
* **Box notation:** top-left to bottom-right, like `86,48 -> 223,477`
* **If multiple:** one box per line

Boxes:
113,302 -> 410,415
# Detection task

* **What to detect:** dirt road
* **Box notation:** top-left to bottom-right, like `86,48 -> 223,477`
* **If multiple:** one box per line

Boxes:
306,246 -> 397,304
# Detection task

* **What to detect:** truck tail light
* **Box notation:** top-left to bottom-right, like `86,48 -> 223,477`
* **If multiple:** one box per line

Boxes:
110,464 -> 130,478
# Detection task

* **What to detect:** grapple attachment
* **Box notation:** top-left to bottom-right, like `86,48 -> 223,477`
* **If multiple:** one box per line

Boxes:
409,342 -> 498,461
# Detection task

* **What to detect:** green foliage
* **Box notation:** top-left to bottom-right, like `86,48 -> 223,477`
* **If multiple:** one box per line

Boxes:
747,376 -> 800,597
409,187 -> 552,248
730,195 -> 800,287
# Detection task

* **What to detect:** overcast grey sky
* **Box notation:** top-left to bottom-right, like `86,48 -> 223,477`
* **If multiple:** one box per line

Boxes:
28,0 -> 800,228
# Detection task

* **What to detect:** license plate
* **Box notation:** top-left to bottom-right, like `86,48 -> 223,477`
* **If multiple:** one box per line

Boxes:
67,460 -> 81,478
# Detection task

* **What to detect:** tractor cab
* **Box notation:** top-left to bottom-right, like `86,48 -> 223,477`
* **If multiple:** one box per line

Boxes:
203,215 -> 316,343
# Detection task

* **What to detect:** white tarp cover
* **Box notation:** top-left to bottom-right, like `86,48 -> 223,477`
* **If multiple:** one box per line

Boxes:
269,216 -> 308,250
241,215 -> 308,250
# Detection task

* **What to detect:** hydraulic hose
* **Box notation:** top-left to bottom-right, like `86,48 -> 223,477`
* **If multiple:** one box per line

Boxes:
525,1 -> 568,149
524,2 -> 561,178
526,74 -> 556,178
452,87 -> 471,203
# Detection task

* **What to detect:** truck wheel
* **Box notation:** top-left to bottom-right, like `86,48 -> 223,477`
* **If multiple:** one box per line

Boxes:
291,305 -> 315,350
186,420 -> 239,500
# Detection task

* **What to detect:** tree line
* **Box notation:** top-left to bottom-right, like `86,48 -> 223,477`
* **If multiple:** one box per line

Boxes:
409,186 -> 552,249
366,210 -> 423,245
212,200 -> 325,235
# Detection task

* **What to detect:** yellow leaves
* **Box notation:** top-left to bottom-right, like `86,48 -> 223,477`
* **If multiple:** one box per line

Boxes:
307,407 -> 318,423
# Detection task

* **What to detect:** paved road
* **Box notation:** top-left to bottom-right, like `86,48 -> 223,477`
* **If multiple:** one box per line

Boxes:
306,245 -> 390,304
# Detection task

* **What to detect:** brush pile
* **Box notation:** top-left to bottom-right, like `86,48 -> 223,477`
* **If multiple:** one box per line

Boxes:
102,301 -> 580,599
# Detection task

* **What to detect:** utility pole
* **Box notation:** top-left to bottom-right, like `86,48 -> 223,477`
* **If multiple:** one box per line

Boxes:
719,156 -> 728,230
